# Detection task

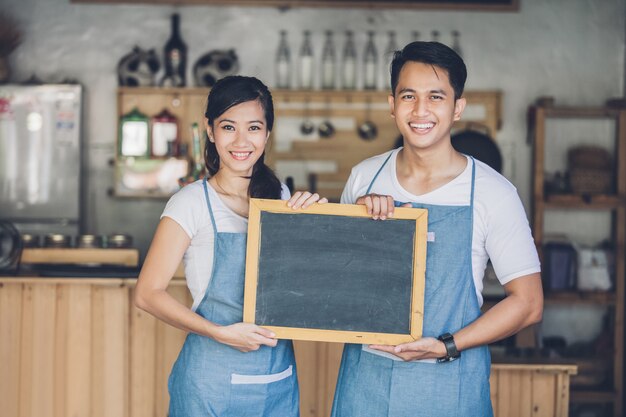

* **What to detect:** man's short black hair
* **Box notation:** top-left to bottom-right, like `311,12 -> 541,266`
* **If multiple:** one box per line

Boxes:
390,41 -> 467,100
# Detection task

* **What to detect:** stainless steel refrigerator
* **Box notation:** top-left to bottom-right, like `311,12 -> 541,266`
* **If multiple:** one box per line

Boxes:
0,84 -> 82,236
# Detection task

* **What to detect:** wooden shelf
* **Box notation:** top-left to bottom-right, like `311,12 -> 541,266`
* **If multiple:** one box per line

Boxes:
530,104 -> 626,417
544,291 -> 616,305
570,390 -> 617,403
542,194 -> 624,209
541,106 -> 620,119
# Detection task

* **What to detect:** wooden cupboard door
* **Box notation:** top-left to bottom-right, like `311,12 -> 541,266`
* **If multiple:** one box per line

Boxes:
92,284 -> 129,417
19,283 -> 57,417
0,282 -> 23,417
55,284 -> 93,417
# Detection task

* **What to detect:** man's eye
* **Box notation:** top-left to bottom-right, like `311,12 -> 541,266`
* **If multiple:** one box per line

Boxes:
402,95 -> 414,100
431,95 -> 443,100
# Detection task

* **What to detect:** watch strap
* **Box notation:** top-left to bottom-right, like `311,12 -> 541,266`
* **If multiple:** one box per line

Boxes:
437,332 -> 460,363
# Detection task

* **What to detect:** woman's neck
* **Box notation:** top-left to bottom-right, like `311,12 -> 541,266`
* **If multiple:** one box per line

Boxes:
212,170 -> 250,199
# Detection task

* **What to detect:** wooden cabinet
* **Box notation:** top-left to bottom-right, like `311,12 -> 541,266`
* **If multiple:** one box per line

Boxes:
115,87 -> 502,200
0,277 -> 575,417
530,103 -> 626,416
0,277 -> 191,417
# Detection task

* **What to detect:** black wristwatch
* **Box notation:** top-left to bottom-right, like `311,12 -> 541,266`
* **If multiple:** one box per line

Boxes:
437,333 -> 460,363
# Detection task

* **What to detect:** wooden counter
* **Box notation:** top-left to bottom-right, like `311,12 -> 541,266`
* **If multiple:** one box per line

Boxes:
0,277 -> 575,417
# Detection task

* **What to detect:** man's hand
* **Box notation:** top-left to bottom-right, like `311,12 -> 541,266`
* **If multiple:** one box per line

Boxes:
369,337 -> 447,362
355,194 -> 411,220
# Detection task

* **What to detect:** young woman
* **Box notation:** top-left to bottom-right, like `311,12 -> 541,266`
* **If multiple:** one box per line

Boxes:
135,75 -> 326,416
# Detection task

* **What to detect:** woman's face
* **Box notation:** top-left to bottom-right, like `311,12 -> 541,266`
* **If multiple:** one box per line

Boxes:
206,99 -> 269,177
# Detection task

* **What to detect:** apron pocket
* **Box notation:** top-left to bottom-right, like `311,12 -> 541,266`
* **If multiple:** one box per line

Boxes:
228,365 -> 298,416
231,364 -> 293,385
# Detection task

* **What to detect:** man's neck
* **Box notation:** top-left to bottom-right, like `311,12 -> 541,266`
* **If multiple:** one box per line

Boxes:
396,142 -> 467,195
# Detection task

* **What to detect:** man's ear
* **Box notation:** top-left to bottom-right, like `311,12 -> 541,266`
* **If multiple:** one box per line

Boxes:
204,118 -> 214,143
388,94 -> 396,119
453,97 -> 466,122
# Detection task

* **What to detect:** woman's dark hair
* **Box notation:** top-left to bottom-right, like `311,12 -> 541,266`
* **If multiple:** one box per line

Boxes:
204,75 -> 282,199
390,41 -> 467,100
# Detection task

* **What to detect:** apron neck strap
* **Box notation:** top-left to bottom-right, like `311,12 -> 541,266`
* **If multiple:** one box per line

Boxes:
202,178 -> 218,234
366,150 -> 395,194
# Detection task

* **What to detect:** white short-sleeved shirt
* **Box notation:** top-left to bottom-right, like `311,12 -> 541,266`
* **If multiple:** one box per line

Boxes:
341,148 -> 541,306
161,180 -> 291,311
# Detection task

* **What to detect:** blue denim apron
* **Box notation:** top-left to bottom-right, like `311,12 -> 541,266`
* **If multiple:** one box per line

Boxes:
168,179 -> 299,417
332,153 -> 493,417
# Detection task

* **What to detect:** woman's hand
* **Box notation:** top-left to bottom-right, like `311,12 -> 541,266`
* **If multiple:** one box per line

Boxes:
355,194 -> 411,220
369,336 -> 446,361
287,191 -> 329,209
214,322 -> 278,352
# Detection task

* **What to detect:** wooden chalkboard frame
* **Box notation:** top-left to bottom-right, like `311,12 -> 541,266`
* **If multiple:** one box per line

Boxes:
244,199 -> 428,344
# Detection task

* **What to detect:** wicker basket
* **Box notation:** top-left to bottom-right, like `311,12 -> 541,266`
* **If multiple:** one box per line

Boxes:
568,146 -> 612,170
569,168 -> 613,194
567,146 -> 614,193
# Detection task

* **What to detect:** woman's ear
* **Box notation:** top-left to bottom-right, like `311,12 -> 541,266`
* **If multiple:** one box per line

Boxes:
204,118 -> 214,143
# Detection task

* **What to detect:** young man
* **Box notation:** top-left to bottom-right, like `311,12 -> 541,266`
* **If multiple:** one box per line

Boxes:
331,42 -> 543,416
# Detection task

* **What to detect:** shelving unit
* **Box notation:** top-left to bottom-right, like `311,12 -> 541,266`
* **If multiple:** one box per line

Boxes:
531,102 -> 626,417
115,87 -> 502,200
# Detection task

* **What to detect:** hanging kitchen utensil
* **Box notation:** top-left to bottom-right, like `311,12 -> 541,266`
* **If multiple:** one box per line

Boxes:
300,97 -> 315,135
357,96 -> 378,141
317,97 -> 335,139
451,125 -> 502,173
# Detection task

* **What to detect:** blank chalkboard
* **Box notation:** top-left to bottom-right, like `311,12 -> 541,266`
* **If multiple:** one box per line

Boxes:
243,199 -> 427,344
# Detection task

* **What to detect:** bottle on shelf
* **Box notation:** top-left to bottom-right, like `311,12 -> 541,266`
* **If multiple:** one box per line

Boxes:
160,13 -> 187,87
320,31 -> 336,90
189,122 -> 204,179
119,107 -> 150,158
341,30 -> 357,90
431,30 -> 440,43
383,31 -> 398,82
151,109 -> 179,158
363,31 -> 378,90
275,30 -> 291,89
298,30 -> 314,90
451,30 -> 463,58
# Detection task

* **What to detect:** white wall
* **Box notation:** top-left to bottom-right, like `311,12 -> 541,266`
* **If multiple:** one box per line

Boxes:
3,0 -> 624,260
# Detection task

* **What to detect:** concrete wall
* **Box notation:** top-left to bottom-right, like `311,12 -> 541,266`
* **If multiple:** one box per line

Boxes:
2,0 -> 625,342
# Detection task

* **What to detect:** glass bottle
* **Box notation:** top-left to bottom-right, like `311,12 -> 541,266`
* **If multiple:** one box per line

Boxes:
452,30 -> 463,58
431,30 -> 440,43
189,122 -> 204,179
363,31 -> 378,90
341,31 -> 357,90
151,109 -> 178,158
119,107 -> 150,158
275,30 -> 291,89
298,31 -> 314,90
383,31 -> 398,81
320,31 -> 336,90
160,13 -> 187,87
412,31 -> 421,43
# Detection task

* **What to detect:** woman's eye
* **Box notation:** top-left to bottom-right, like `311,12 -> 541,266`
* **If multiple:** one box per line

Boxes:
249,125 -> 261,131
222,125 -> 234,131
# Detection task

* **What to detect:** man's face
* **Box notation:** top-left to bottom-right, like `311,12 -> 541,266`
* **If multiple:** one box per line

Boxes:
388,61 -> 465,152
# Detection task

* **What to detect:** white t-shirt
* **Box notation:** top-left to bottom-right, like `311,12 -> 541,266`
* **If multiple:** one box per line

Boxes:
161,180 -> 291,311
341,148 -> 541,306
